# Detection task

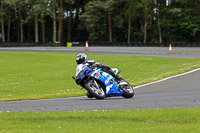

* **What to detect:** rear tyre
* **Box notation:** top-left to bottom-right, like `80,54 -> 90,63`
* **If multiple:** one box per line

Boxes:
84,79 -> 105,99
120,79 -> 134,98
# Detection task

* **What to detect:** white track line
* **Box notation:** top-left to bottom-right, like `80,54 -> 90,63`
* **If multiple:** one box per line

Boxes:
133,68 -> 200,89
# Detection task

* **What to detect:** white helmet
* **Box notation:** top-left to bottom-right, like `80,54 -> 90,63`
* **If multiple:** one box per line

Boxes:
76,53 -> 88,64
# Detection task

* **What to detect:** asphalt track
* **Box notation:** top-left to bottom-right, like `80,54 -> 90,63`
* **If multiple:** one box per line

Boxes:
0,47 -> 200,58
0,47 -> 200,112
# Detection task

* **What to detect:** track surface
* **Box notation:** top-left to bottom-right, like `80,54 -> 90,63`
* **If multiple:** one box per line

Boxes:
0,69 -> 200,112
0,47 -> 200,58
0,47 -> 200,112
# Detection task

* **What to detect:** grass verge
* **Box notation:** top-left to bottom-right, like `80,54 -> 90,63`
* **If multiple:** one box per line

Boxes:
0,52 -> 200,101
0,108 -> 200,133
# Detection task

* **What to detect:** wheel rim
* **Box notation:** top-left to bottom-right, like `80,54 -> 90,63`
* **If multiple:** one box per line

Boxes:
121,80 -> 134,93
124,85 -> 133,93
89,80 -> 105,96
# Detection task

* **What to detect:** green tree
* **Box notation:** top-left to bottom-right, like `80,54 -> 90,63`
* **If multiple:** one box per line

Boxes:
125,0 -> 139,43
16,0 -> 26,42
139,0 -> 154,43
160,0 -> 200,42
48,0 -> 58,43
82,0 -> 120,42
154,0 -> 168,43
65,0 -> 73,43
81,0 -> 106,41
25,0 -> 51,43
58,0 -> 63,43
0,0 -> 5,42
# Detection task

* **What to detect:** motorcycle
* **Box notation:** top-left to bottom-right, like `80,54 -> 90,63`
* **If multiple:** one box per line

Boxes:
72,64 -> 134,99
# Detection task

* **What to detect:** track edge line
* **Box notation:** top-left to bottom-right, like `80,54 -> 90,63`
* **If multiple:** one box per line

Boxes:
133,67 -> 200,89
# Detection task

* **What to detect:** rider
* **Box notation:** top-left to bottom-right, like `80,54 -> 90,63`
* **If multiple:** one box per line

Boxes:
76,53 -> 122,81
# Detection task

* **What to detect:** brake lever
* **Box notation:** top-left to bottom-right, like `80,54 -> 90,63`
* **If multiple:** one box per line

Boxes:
116,71 -> 121,76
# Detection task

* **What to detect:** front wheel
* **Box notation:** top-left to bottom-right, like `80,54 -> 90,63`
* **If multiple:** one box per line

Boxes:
86,92 -> 94,98
119,79 -> 134,98
84,79 -> 105,99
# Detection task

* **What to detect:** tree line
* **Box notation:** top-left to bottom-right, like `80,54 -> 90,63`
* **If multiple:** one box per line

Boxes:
0,0 -> 200,45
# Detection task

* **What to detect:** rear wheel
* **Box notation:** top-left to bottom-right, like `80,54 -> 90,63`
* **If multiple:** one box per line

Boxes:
119,79 -> 134,98
84,79 -> 105,99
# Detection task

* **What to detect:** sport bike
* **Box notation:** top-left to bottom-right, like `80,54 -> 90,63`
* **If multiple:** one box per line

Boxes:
72,64 -> 134,99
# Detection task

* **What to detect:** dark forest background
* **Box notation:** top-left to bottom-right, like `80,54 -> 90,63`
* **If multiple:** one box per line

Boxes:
0,0 -> 200,45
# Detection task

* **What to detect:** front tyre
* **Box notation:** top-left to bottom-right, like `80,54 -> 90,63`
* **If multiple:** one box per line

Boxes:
86,92 -> 94,98
120,79 -> 134,98
84,79 -> 105,99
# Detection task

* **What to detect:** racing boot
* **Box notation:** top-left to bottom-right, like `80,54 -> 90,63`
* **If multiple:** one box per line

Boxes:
112,72 -> 122,82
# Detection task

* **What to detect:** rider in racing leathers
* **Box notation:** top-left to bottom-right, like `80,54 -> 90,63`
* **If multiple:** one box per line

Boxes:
76,53 -> 122,81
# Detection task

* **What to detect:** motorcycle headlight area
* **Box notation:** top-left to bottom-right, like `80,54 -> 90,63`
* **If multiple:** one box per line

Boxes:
76,70 -> 84,79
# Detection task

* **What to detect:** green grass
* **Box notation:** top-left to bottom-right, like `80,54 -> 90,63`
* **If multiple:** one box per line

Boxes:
0,108 -> 200,133
0,52 -> 200,101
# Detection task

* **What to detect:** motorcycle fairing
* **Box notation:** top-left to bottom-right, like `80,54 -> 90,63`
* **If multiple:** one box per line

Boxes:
91,69 -> 123,96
